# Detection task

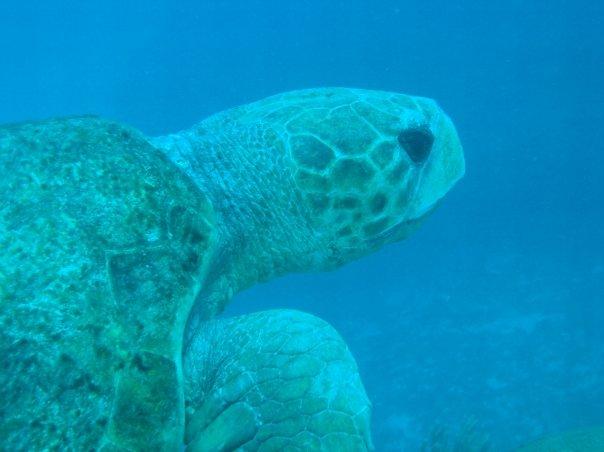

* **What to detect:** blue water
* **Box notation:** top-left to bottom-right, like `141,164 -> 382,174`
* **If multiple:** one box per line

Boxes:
2,1 -> 603,450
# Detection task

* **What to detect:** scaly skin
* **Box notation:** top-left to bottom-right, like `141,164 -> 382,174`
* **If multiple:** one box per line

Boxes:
0,88 -> 464,450
184,310 -> 373,451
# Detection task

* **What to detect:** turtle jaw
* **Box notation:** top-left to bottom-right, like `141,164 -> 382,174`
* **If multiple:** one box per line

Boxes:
368,200 -> 440,246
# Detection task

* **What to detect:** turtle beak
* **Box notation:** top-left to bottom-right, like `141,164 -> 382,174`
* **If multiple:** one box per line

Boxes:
406,105 -> 465,221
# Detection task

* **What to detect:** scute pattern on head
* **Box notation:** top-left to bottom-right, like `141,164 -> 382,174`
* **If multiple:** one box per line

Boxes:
202,87 -> 464,266
157,87 -> 463,293
286,91 -> 461,263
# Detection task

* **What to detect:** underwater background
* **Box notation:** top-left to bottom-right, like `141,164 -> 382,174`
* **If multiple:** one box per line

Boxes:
1,1 -> 602,450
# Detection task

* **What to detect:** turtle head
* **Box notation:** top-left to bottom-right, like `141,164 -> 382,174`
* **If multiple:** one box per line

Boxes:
158,88 -> 464,304
272,88 -> 465,268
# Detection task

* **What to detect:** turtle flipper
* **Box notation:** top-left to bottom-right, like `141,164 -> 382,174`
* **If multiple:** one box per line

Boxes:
184,309 -> 373,451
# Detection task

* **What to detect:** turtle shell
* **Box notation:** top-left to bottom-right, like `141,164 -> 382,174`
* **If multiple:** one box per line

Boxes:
0,117 -> 217,450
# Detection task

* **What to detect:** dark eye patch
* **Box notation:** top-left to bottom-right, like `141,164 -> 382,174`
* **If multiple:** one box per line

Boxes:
397,126 -> 434,164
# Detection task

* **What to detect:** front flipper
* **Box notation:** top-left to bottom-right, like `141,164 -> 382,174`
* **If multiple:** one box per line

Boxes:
183,309 -> 373,451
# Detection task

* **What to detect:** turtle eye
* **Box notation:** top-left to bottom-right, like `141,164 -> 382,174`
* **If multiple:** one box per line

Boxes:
397,126 -> 434,164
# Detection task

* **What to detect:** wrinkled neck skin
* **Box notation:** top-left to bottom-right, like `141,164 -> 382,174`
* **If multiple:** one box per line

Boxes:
153,117 -> 325,326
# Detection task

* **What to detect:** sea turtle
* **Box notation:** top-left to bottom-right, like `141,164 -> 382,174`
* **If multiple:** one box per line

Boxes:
0,88 -> 464,450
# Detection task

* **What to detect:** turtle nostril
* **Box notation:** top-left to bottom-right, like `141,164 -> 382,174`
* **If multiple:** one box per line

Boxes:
397,126 -> 434,164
